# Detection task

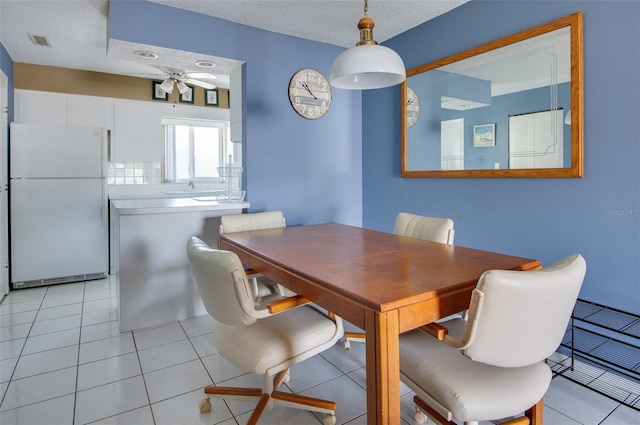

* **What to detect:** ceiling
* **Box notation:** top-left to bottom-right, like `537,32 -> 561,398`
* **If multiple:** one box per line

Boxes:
0,0 -> 469,89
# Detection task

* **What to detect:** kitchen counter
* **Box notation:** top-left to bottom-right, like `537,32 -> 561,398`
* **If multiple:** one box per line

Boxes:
110,197 -> 249,331
108,190 -> 226,200
111,198 -> 250,215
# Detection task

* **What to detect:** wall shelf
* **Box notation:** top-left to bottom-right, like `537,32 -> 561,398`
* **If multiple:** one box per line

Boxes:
558,299 -> 640,411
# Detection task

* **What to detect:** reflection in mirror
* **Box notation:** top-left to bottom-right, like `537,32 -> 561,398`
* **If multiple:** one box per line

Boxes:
401,12 -> 583,178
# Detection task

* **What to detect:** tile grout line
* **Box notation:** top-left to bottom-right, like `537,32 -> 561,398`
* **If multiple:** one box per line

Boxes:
71,281 -> 87,425
130,316 -> 155,424
0,286 -> 47,411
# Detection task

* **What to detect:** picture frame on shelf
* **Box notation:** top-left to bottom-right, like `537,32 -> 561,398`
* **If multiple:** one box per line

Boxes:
473,123 -> 496,147
179,85 -> 194,104
205,88 -> 219,106
152,81 -> 168,101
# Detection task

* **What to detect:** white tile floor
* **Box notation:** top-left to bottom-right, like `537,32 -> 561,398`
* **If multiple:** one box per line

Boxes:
0,277 -> 638,425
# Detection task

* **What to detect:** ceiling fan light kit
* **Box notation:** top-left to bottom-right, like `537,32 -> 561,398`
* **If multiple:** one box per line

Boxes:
155,66 -> 218,95
176,81 -> 190,94
159,78 -> 175,94
330,0 -> 406,90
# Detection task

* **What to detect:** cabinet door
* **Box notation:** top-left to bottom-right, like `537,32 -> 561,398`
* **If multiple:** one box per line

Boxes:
230,66 -> 243,143
15,90 -> 66,125
113,101 -> 162,162
67,94 -> 114,129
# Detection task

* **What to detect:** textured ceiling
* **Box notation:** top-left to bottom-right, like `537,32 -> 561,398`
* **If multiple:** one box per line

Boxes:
0,0 -> 469,88
147,0 -> 469,48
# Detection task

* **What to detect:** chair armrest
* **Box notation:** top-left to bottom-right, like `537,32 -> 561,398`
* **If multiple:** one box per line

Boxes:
244,268 -> 259,277
419,288 -> 485,350
418,323 -> 449,340
267,295 -> 311,314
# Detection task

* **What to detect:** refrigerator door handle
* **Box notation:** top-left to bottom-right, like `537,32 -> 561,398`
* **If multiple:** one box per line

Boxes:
101,128 -> 108,226
106,129 -> 112,163
102,176 -> 108,225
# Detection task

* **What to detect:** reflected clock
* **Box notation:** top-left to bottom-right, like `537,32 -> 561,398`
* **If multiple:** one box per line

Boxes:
406,86 -> 420,127
288,68 -> 332,120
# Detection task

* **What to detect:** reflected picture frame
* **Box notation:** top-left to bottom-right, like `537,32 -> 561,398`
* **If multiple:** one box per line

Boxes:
179,85 -> 194,104
205,88 -> 219,106
473,123 -> 496,147
152,81 -> 168,101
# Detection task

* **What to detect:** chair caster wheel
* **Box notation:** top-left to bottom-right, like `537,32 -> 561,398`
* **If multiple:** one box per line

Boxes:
199,398 -> 211,414
344,339 -> 351,350
322,414 -> 336,425
414,409 -> 427,424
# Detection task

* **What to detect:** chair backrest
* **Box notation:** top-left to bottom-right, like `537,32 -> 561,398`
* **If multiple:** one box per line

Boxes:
394,212 -> 455,245
187,236 -> 263,326
463,254 -> 586,367
220,211 -> 286,234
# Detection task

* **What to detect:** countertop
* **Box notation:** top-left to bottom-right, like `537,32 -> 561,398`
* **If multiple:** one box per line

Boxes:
108,190 -> 224,200
110,197 -> 250,215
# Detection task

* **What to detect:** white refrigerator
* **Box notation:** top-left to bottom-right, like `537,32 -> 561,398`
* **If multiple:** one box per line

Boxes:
10,123 -> 109,288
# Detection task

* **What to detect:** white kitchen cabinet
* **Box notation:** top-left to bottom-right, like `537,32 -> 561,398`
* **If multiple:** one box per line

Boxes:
113,101 -> 162,163
15,90 -> 67,125
161,103 -> 230,122
230,66 -> 243,142
66,94 -> 114,129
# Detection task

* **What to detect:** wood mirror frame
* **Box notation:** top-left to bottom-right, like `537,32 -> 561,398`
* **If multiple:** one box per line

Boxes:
401,12 -> 583,178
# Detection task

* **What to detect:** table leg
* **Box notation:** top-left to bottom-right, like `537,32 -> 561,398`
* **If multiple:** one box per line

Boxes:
365,309 -> 400,425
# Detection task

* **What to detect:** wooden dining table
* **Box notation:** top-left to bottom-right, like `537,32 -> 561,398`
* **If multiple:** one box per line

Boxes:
218,222 -> 541,425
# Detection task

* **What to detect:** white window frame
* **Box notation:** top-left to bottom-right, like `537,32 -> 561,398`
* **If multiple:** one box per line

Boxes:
162,118 -> 232,183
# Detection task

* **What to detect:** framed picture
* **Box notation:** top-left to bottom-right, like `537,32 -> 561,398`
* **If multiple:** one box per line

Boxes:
205,88 -> 219,106
179,85 -> 194,104
473,123 -> 496,147
152,81 -> 168,101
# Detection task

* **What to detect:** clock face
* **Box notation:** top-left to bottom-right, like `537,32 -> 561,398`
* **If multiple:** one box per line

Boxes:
406,86 -> 420,127
288,68 -> 332,120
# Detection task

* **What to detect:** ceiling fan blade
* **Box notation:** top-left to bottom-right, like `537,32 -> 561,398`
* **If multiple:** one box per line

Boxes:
186,72 -> 216,80
157,65 -> 183,75
186,79 -> 216,90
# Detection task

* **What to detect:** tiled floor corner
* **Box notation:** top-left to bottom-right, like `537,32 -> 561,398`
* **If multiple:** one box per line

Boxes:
0,277 -> 638,424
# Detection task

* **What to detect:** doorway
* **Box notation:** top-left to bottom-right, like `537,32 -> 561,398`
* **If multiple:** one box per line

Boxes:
0,69 -> 9,298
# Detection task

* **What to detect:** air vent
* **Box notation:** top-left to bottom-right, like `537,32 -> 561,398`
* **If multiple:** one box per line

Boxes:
28,34 -> 52,47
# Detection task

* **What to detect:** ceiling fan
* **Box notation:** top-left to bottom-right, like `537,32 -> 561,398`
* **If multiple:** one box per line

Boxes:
156,66 -> 217,94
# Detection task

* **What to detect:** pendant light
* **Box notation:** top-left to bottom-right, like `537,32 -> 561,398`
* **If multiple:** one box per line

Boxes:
330,0 -> 406,90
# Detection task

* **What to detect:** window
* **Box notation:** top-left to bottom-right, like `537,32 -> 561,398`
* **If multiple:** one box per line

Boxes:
163,118 -> 236,183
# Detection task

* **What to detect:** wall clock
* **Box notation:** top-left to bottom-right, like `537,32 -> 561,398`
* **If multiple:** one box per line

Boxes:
288,68 -> 332,119
406,86 -> 420,127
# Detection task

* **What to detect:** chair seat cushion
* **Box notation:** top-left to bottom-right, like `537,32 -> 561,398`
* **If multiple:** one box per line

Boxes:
215,305 -> 339,375
399,318 -> 551,422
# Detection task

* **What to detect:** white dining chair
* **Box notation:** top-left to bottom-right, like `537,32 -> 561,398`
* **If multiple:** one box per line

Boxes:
187,236 -> 344,425
219,211 -> 291,303
399,254 -> 586,425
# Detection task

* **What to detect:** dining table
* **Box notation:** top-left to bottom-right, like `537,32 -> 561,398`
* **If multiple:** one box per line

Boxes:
218,222 -> 541,425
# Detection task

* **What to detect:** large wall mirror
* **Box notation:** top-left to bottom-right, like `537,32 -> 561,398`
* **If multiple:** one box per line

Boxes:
401,12 -> 583,178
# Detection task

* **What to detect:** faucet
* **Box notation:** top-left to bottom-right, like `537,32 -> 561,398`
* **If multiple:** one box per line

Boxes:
187,179 -> 195,191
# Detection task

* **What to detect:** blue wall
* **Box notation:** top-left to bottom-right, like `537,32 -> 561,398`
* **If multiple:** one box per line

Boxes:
364,1 -> 640,313
109,0 -> 363,227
